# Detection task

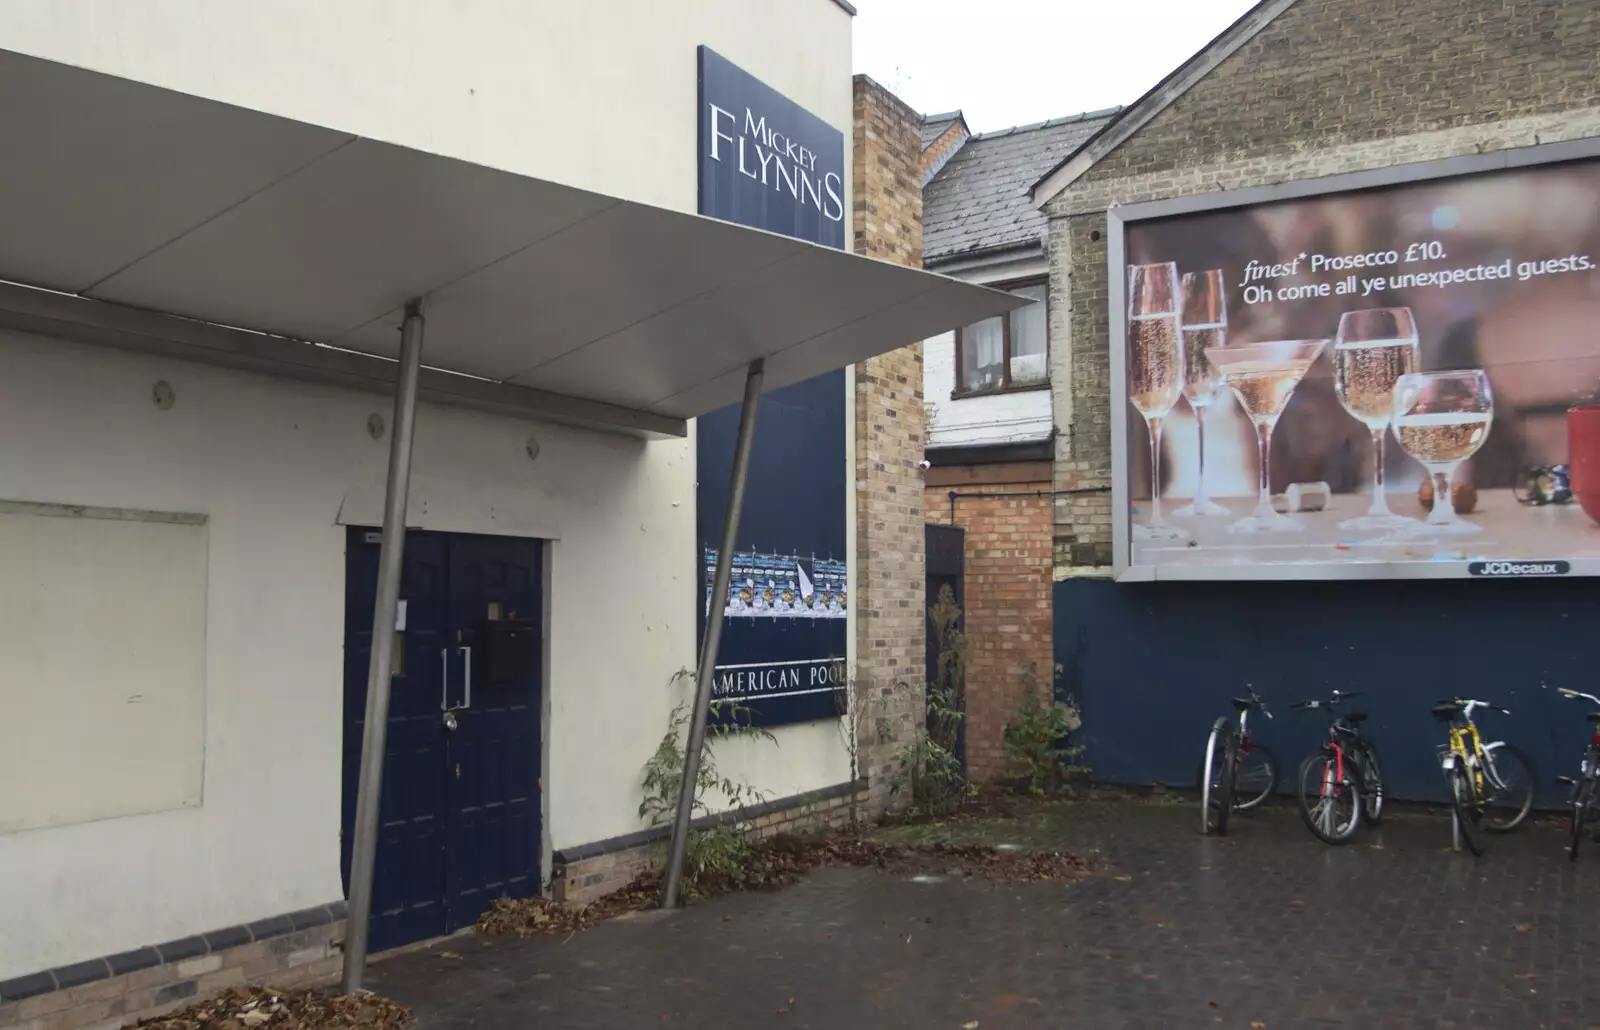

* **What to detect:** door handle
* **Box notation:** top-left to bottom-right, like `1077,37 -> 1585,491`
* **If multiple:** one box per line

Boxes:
439,648 -> 450,712
458,646 -> 472,710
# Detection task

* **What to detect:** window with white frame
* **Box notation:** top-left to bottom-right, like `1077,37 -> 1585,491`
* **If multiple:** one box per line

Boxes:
955,281 -> 1047,395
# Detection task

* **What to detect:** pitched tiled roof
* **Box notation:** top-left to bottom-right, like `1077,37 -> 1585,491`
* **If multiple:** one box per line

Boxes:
924,107 -> 1120,265
920,110 -> 964,150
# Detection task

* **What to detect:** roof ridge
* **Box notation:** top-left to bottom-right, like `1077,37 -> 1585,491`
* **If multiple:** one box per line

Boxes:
920,109 -> 964,124
969,106 -> 1123,141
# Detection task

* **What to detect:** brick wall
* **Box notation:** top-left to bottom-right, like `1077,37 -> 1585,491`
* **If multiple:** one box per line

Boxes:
926,463 -> 1053,782
920,119 -> 968,181
553,784 -> 867,905
850,75 -> 926,811
0,912 -> 344,1030
1047,0 -> 1600,579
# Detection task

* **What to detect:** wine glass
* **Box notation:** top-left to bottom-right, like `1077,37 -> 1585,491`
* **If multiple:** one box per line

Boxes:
1390,370 -> 1494,536
1127,262 -> 1189,541
1204,339 -> 1328,533
1332,308 -> 1420,530
1173,269 -> 1230,518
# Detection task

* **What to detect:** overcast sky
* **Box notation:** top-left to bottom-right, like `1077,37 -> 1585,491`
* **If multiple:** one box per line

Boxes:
852,0 -> 1259,133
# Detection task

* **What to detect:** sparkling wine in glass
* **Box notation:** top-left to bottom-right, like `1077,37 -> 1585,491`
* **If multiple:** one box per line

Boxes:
1127,262 -> 1189,541
1390,370 -> 1494,537
1204,339 -> 1328,533
1173,269 -> 1230,518
1332,308 -> 1420,531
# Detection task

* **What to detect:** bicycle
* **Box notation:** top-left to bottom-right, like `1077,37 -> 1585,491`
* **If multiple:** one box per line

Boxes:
1290,690 -> 1384,845
1200,686 -> 1279,836
1432,697 -> 1535,856
1555,687 -> 1600,861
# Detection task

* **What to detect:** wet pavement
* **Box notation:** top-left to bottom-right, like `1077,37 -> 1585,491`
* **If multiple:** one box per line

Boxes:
367,800 -> 1600,1029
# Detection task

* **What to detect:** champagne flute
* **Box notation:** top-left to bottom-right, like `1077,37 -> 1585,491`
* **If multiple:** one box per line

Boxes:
1332,308 -> 1420,530
1204,339 -> 1328,533
1173,269 -> 1230,517
1127,262 -> 1189,541
1390,370 -> 1494,537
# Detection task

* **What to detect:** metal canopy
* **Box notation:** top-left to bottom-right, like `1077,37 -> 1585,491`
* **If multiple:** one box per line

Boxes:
0,48 -> 1025,434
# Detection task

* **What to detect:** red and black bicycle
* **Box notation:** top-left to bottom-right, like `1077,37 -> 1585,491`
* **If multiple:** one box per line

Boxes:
1291,690 -> 1385,846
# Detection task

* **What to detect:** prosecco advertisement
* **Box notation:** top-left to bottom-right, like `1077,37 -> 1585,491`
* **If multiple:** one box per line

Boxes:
1118,155 -> 1600,579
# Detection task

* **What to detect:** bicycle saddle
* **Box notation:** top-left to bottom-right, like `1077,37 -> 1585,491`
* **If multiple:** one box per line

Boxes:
1346,710 -> 1369,724
1587,712 -> 1600,724
1230,696 -> 1254,711
1431,701 -> 1460,721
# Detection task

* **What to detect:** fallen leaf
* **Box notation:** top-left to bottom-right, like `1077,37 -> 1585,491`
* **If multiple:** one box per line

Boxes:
1514,923 -> 1532,932
1113,875 -> 1133,882
437,951 -> 462,959
1251,1022 -> 1267,1029
238,1011 -> 271,1028
962,1022 -> 980,1029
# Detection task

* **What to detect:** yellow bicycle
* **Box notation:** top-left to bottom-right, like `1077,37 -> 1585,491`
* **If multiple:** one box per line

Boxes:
1432,697 -> 1536,855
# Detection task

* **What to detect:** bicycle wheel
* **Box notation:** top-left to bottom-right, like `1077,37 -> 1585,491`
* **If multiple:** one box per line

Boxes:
1481,743 -> 1535,833
1201,719 -> 1228,835
1449,764 -> 1484,856
1233,742 -> 1279,812
1297,749 -> 1361,845
1350,740 -> 1384,826
1569,776 -> 1593,861
1215,732 -> 1238,835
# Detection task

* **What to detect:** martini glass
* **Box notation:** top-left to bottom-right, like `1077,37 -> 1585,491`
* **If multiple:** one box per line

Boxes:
1389,370 -> 1493,538
1332,308 -> 1420,531
1127,262 -> 1189,541
1205,339 -> 1328,533
1173,269 -> 1230,517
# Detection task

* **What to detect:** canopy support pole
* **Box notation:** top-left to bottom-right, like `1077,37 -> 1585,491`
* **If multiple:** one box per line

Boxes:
662,358 -> 765,909
341,298 -> 427,994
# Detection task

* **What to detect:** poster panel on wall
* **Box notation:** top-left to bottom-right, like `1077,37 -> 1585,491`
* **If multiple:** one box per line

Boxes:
1112,152 -> 1600,580
696,46 -> 848,725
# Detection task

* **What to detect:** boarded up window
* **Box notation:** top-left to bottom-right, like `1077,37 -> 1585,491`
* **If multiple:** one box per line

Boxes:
0,503 -> 206,833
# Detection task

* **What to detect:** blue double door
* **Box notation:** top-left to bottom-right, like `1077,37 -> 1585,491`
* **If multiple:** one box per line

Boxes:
341,528 -> 542,953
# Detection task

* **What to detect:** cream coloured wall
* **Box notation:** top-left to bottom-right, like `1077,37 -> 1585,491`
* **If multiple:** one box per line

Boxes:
0,327 -> 845,978
0,1 -> 857,977
0,0 -> 853,213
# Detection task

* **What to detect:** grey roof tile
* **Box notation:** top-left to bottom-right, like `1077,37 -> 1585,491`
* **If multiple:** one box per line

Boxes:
924,107 -> 1120,263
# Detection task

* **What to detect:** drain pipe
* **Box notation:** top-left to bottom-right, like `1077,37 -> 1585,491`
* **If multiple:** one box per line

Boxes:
945,485 -> 1111,523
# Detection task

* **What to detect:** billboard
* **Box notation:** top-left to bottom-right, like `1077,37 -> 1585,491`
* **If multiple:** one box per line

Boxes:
695,47 -> 848,725
1110,148 -> 1600,581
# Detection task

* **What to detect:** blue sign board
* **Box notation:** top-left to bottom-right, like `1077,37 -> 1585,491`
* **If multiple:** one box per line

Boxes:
696,46 -> 848,727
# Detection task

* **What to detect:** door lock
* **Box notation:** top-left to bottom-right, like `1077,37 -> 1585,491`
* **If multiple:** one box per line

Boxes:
442,710 -> 458,731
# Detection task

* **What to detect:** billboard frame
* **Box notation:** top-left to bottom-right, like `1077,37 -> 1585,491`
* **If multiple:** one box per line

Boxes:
1108,136 -> 1600,582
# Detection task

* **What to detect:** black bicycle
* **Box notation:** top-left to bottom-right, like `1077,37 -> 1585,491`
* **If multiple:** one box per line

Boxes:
1556,687 -> 1600,861
1291,690 -> 1384,845
1200,686 -> 1280,836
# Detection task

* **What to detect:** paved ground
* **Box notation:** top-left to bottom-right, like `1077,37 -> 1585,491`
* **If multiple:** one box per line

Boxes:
368,800 -> 1600,1029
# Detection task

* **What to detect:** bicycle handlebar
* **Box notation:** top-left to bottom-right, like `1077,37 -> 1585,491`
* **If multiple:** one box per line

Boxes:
1559,687 -> 1600,707
1289,690 -> 1360,712
1440,697 -> 1510,717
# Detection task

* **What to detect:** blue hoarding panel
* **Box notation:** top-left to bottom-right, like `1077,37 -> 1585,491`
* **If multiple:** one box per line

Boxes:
1054,576 -> 1598,806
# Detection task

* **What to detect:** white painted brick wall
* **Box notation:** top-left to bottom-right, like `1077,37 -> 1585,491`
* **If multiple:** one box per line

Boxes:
924,330 -> 1053,449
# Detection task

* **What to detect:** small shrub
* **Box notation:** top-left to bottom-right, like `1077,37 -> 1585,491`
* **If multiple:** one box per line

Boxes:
1002,664 -> 1088,797
638,676 -> 774,894
891,586 -> 969,815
